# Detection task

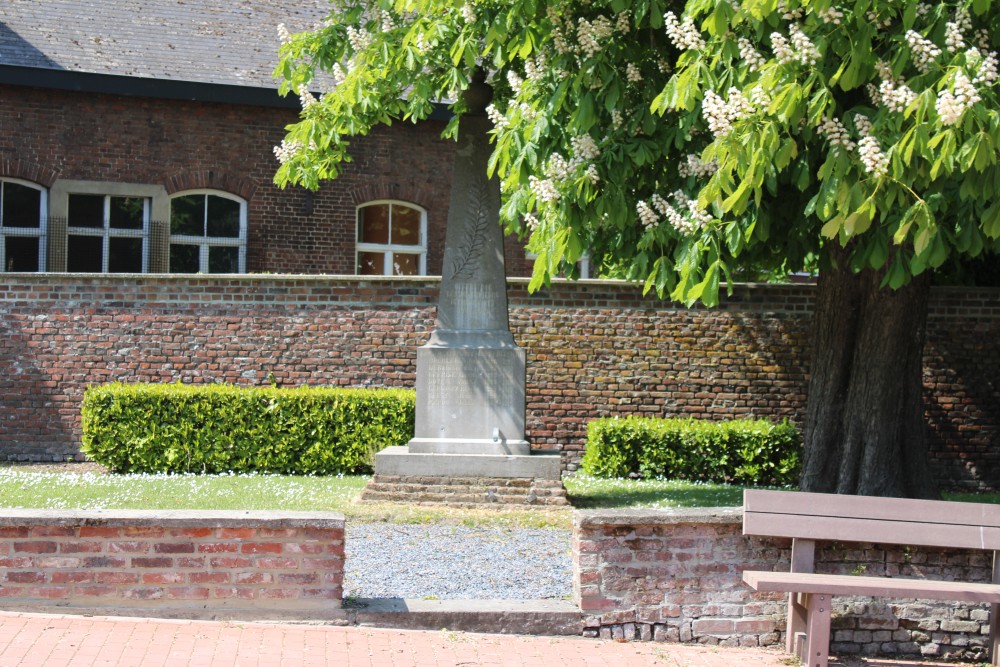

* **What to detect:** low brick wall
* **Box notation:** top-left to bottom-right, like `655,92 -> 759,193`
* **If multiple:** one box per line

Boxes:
0,510 -> 345,620
573,509 -> 993,662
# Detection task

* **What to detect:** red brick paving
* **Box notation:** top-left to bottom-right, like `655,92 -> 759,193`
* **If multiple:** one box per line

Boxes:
0,611 -> 977,667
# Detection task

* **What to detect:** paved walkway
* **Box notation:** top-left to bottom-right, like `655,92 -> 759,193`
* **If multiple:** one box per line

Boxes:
0,611 -> 977,667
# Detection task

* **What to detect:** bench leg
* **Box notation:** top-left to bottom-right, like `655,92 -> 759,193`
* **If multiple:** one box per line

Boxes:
787,592 -> 809,657
803,593 -> 832,667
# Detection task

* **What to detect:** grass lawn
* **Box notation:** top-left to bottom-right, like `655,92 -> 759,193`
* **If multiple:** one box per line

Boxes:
0,464 -> 994,529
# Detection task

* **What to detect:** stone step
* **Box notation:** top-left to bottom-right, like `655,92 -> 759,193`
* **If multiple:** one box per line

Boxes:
360,475 -> 571,507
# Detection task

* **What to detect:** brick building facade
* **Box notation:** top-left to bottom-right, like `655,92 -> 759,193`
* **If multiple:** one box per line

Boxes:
0,1 -> 534,279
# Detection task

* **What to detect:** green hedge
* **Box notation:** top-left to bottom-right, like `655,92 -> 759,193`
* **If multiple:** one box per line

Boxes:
580,416 -> 801,486
81,383 -> 415,474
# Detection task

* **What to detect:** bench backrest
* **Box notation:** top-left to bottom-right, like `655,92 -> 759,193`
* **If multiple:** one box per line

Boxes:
744,489 -> 1000,551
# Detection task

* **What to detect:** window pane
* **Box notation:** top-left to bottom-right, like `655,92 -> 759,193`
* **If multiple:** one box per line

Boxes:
68,194 -> 104,228
358,205 -> 390,244
170,244 -> 200,273
392,253 -> 420,276
390,205 -> 422,246
208,246 -> 239,273
206,196 -> 241,238
357,251 -> 385,275
2,183 -> 41,228
109,237 -> 143,272
67,235 -> 104,271
4,236 -> 39,271
171,195 -> 205,236
109,197 -> 146,229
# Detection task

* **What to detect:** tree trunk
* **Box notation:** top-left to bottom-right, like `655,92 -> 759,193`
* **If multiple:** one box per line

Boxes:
801,246 -> 938,498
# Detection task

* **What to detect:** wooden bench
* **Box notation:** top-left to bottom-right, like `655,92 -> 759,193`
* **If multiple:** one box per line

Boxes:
742,489 -> 1000,667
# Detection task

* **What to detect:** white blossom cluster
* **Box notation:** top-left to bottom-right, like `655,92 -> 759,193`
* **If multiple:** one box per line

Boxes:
524,53 -> 547,83
945,8 -> 972,53
611,109 -> 624,129
626,63 -> 643,83
548,7 -> 572,55
346,26 -> 372,52
817,6 -> 843,25
576,16 -> 615,58
507,70 -> 525,96
854,115 -> 889,177
460,3 -> 476,24
636,200 -> 659,229
777,1 -> 803,20
905,30 -> 942,73
865,10 -> 893,28
702,88 -> 754,139
664,12 -> 705,51
273,139 -> 302,165
738,38 -> 766,72
616,12 -> 631,33
523,212 -> 540,231
976,29 -> 991,51
332,62 -> 348,86
936,70 -> 981,125
380,10 -> 396,33
277,23 -> 292,46
970,48 -> 999,86
529,175 -> 560,203
789,24 -> 821,65
637,192 -> 711,234
916,3 -> 932,17
297,84 -> 318,110
770,25 -> 822,67
817,116 -> 855,152
869,62 -> 916,113
678,154 -> 718,178
486,103 -> 509,129
571,134 -> 601,161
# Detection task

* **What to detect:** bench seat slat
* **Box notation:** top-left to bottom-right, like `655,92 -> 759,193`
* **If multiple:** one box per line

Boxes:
743,570 -> 1000,604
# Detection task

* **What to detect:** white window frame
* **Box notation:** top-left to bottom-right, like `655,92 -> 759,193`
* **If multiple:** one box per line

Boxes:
355,200 -> 427,276
168,190 -> 248,274
0,178 -> 48,272
66,193 -> 150,273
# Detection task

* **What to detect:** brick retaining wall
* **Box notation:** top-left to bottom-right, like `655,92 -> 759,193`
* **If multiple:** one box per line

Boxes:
574,509 -> 993,662
1,275 -> 998,490
0,510 -> 345,620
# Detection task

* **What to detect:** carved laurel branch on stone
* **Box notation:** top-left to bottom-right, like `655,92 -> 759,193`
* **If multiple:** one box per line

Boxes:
449,172 -> 491,280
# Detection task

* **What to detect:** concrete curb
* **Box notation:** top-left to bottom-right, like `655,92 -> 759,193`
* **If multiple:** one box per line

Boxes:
345,598 -> 584,635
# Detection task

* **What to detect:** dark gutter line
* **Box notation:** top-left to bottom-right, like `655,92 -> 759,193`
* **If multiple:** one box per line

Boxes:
0,64 -> 453,119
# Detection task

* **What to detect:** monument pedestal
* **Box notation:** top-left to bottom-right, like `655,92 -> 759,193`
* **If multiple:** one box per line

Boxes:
361,72 -> 566,507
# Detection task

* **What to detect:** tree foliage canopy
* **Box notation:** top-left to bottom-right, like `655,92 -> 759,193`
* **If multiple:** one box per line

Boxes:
274,0 -> 1000,305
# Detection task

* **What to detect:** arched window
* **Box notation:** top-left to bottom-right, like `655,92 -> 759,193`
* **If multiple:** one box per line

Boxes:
356,201 -> 427,276
0,178 -> 47,271
169,191 -> 247,273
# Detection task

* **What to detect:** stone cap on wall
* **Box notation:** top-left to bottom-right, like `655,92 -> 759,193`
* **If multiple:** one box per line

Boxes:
574,507 -> 743,529
0,508 -> 345,528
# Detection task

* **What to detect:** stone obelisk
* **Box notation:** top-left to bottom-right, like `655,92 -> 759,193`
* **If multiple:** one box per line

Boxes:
366,71 -> 563,496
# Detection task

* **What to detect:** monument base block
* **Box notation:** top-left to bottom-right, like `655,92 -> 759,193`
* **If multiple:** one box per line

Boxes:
372,446 -> 561,479
360,447 -> 569,507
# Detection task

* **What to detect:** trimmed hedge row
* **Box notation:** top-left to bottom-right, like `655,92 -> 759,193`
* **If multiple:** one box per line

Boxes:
581,416 -> 801,485
81,383 -> 415,474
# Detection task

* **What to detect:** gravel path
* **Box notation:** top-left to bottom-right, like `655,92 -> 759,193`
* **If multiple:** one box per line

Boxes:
344,522 -> 573,600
